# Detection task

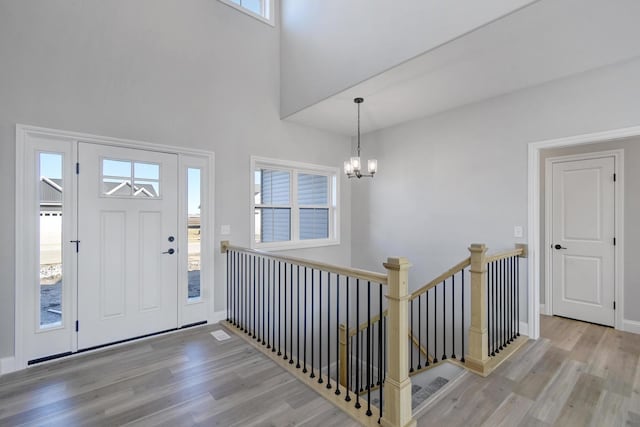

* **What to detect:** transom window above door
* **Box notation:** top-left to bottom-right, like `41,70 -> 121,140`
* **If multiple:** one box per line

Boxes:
101,158 -> 161,198
251,157 -> 339,250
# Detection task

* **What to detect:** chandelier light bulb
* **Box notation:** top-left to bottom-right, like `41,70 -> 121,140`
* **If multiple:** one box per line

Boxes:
350,156 -> 361,172
368,159 -> 377,174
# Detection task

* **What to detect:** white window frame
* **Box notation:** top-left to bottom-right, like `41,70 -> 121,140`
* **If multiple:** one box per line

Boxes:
217,0 -> 275,26
251,156 -> 339,251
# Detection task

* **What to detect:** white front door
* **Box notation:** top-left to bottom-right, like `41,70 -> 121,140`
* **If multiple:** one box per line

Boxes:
77,143 -> 179,349
550,156 -> 616,326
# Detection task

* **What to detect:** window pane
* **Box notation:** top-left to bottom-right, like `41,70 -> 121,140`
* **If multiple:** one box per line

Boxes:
39,153 -> 63,328
133,180 -> 160,198
260,207 -> 291,242
241,0 -> 262,14
300,208 -> 329,240
298,173 -> 328,205
188,168 -> 201,300
103,178 -> 132,196
103,159 -> 131,177
260,169 -> 290,205
134,162 -> 159,180
254,170 -> 262,204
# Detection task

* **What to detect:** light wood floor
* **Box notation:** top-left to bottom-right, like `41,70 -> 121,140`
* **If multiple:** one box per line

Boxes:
416,315 -> 640,427
2,316 -> 638,426
0,324 -> 358,427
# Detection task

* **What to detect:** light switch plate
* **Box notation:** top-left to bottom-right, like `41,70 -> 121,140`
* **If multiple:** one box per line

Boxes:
514,226 -> 523,238
221,225 -> 231,235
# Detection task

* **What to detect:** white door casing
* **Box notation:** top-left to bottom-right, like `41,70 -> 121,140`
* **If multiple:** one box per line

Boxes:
77,143 -> 179,349
549,156 -> 616,326
16,125 -> 215,371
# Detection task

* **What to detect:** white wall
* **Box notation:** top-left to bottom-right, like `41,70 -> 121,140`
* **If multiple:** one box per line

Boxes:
0,0 -> 351,359
350,57 -> 640,325
539,138 -> 640,322
280,0 -> 536,117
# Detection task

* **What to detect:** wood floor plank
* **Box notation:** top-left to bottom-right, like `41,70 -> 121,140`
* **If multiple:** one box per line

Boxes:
526,359 -> 585,424
568,323 -> 606,363
553,372 -> 605,426
513,346 -> 569,400
480,392 -> 534,427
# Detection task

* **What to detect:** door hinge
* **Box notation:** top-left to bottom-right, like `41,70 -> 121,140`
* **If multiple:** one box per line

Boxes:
613,301 -> 616,310
613,237 -> 616,246
75,320 -> 79,332
76,162 -> 80,174
613,173 -> 616,182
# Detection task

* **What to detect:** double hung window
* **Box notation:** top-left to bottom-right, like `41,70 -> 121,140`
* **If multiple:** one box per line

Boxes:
252,157 -> 338,250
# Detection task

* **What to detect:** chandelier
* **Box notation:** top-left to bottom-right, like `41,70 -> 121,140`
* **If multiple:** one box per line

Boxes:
344,97 -> 377,179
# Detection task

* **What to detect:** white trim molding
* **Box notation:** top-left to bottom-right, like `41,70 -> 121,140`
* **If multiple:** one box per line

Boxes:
15,124 -> 216,370
623,319 -> 640,335
528,125 -> 640,340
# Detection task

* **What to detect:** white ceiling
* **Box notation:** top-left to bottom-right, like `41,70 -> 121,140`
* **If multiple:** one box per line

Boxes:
284,0 -> 640,136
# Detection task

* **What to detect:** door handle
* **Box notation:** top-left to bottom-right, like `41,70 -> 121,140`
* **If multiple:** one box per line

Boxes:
553,244 -> 567,250
162,248 -> 175,255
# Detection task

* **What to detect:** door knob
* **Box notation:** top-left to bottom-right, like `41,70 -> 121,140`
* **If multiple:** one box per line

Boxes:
162,248 -> 175,255
553,244 -> 567,250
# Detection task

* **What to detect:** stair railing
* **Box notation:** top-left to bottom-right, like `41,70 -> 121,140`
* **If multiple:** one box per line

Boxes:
220,242 -> 415,427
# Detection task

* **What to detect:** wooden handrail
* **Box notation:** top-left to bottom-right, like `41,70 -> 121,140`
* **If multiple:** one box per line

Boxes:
485,247 -> 524,263
221,241 -> 388,285
409,257 -> 471,300
348,310 -> 388,337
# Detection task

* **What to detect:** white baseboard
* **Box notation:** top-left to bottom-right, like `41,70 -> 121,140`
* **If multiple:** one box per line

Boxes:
210,310 -> 227,324
0,356 -> 16,375
539,304 -> 547,315
623,319 -> 640,335
519,321 -> 529,337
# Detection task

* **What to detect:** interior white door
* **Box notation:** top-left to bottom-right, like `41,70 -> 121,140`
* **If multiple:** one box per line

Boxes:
551,156 -> 615,326
77,143 -> 178,349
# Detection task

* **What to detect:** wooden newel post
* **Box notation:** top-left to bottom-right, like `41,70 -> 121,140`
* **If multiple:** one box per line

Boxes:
339,324 -> 348,387
381,257 -> 416,427
465,243 -> 490,375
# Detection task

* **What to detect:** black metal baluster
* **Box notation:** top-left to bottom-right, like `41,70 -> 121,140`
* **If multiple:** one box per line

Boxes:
335,274 -> 341,395
311,268 -> 315,378
442,280 -> 447,361
318,270 -> 323,384
417,294 -> 422,370
426,290 -> 430,367
410,299 -> 414,373
380,317 -> 384,422
516,256 -> 520,337
345,277 -> 351,402
461,270 -> 465,363
267,259 -> 271,349
501,259 -> 505,350
283,263 -> 288,360
253,255 -> 257,339
378,283 -> 383,385
326,271 -> 332,389
434,283 -> 438,364
507,257 -> 513,343
241,253 -> 245,332
355,279 -> 361,409
487,263 -> 495,356
494,261 -> 499,354
452,274 -> 456,359
226,250 -> 230,322
290,264 -> 294,364
262,258 -> 266,345
278,261 -> 282,356
360,332 -> 364,393
366,281 -> 372,417
303,266 -> 307,373
297,265 -> 301,368
235,251 -> 238,327
272,259 -> 276,352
